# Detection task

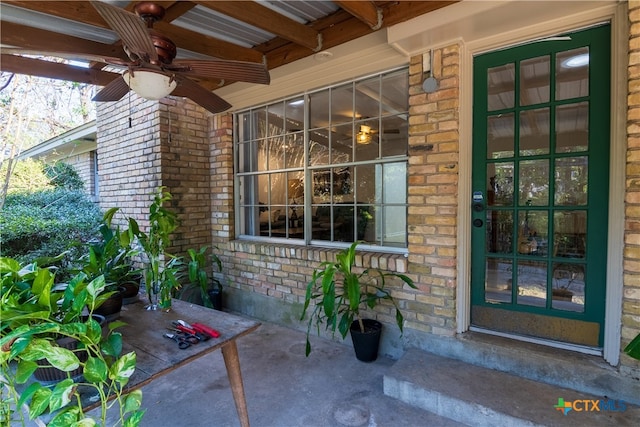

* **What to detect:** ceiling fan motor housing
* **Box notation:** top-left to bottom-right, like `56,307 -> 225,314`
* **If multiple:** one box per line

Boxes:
134,2 -> 166,25
149,30 -> 177,65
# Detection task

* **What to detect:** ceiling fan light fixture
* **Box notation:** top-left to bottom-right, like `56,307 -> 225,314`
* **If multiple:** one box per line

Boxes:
124,70 -> 177,100
357,125 -> 372,145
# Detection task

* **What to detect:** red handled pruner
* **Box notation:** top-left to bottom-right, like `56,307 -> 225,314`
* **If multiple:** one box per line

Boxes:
192,322 -> 221,339
172,320 -> 208,341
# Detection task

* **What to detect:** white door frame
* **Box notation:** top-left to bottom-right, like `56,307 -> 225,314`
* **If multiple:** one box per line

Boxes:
456,2 -> 627,365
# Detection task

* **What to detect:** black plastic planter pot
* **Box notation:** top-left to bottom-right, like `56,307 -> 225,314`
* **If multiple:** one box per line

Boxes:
207,288 -> 223,311
349,319 -> 382,362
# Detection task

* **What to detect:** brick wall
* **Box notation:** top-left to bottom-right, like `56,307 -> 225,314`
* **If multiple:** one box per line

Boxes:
405,46 -> 460,335
623,0 -> 640,375
62,150 -> 96,198
96,94 -> 212,258
97,96 -> 161,228
205,45 -> 460,336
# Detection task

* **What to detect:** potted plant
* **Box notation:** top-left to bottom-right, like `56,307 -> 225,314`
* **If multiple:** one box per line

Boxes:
300,241 -> 416,362
179,246 -> 223,310
79,207 -> 140,317
128,187 -> 182,311
0,257 -> 144,426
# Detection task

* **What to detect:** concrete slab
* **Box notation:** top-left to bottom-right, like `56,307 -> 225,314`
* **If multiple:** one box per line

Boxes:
384,349 -> 640,427
99,320 -> 462,427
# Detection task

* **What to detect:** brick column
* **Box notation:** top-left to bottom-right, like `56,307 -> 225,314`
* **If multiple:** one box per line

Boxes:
623,0 -> 640,374
406,44 -> 460,335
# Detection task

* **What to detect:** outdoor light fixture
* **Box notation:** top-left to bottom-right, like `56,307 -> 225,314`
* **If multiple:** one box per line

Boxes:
124,70 -> 177,100
357,125 -> 372,145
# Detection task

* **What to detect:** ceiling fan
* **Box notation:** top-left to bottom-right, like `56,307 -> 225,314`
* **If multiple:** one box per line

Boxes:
2,1 -> 271,114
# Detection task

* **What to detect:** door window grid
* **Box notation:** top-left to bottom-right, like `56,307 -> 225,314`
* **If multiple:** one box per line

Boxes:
482,47 -> 592,313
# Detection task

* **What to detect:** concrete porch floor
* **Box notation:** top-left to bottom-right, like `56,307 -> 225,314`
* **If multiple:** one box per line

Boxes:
100,318 -> 461,427
98,316 -> 639,427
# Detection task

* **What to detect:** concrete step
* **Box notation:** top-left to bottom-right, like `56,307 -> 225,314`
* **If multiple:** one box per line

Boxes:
384,350 -> 640,427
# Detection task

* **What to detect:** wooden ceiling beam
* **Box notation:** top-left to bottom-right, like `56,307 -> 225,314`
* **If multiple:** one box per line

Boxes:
4,0 -> 263,63
0,21 -> 129,61
333,1 -> 380,29
0,54 -> 121,86
193,1 -> 320,51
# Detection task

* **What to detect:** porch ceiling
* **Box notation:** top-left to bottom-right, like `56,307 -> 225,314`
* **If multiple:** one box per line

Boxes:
0,1 -> 457,91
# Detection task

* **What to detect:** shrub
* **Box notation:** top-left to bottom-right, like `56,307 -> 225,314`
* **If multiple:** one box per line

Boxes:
44,161 -> 85,190
0,189 -> 102,268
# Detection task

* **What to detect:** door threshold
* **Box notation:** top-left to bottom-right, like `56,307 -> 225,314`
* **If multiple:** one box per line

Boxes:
469,326 -> 603,356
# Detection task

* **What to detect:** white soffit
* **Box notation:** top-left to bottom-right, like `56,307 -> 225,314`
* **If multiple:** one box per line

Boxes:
387,0 -> 617,55
214,30 -> 407,111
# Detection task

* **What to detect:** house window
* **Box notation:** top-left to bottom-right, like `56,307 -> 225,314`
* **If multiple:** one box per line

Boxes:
235,67 -> 409,249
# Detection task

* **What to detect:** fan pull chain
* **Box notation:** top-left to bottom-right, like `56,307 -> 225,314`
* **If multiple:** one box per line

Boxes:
128,90 -> 132,128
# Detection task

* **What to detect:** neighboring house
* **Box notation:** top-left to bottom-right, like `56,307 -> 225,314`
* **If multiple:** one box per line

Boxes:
18,121 -> 99,201
16,0 -> 640,410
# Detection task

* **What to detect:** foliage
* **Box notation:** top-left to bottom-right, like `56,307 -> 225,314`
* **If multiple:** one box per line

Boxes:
179,246 -> 222,309
44,162 -> 84,191
0,257 -> 144,426
624,333 -> 640,362
300,241 -> 416,356
0,189 -> 102,268
128,187 -> 182,310
0,159 -> 51,194
79,208 -> 139,292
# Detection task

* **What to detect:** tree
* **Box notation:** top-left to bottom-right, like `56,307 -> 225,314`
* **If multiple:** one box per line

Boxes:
0,68 -> 96,209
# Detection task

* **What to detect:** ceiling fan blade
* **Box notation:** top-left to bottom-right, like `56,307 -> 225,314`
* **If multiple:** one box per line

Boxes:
172,77 -> 232,114
91,1 -> 158,63
0,48 -> 130,67
171,59 -> 270,85
92,76 -> 130,102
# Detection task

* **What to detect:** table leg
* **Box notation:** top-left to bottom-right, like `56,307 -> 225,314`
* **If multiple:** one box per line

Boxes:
221,341 -> 250,427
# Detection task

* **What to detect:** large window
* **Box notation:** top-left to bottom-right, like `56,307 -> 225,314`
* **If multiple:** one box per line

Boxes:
235,68 -> 409,249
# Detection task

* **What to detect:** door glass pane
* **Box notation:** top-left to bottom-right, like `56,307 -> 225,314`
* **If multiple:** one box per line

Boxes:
487,113 -> 514,158
517,260 -> 547,307
487,162 -> 514,206
554,211 -> 586,259
486,210 -> 513,254
519,108 -> 549,156
552,262 -> 585,312
517,210 -> 548,256
519,159 -> 549,206
556,47 -> 589,101
485,258 -> 512,303
520,55 -> 550,106
556,102 -> 588,153
555,156 -> 588,206
488,63 -> 515,111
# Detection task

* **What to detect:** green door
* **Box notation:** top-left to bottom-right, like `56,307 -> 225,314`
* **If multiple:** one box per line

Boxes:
471,25 -> 610,347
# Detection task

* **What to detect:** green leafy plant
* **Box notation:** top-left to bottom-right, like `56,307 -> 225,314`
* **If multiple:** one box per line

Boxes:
0,189 -> 102,266
0,257 -> 144,426
624,333 -> 640,361
81,208 -> 139,291
300,241 -> 416,356
180,246 -> 222,309
128,187 -> 182,310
